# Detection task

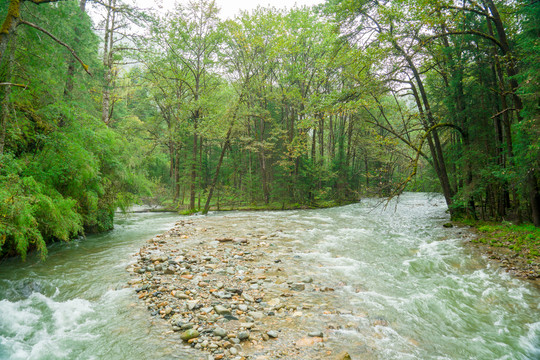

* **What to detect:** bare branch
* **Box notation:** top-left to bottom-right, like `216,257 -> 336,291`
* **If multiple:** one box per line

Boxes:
491,108 -> 516,119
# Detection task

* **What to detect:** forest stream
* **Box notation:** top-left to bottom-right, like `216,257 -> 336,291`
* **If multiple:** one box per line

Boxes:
1,193 -> 539,359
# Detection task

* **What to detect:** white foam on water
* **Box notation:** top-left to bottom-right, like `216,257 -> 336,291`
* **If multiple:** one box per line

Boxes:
99,288 -> 132,303
519,321 -> 540,359
0,292 -> 96,360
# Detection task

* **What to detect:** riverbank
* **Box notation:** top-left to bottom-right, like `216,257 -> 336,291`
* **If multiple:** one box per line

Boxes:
462,222 -> 540,283
126,216 -> 365,360
153,200 -> 358,215
126,196 -> 540,359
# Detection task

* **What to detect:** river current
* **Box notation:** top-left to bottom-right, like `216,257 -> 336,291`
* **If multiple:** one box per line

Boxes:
0,193 -> 539,359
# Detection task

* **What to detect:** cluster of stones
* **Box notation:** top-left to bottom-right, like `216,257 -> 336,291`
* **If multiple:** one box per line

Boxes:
126,220 -> 338,360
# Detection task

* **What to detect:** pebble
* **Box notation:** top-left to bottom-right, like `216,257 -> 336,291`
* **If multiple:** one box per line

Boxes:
237,331 -> 250,341
214,305 -> 231,315
173,291 -> 190,299
249,311 -> 264,320
290,283 -> 306,291
214,327 -> 227,338
129,218 -> 349,360
180,329 -> 200,341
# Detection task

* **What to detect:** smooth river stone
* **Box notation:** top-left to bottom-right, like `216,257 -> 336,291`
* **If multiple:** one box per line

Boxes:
180,329 -> 199,341
213,327 -> 227,337
214,305 -> 231,315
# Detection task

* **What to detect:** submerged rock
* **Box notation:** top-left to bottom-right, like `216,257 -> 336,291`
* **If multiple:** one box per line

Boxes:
290,283 -> 306,291
336,351 -> 352,360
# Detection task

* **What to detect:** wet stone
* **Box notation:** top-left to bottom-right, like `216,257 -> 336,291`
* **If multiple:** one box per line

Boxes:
180,323 -> 194,330
180,329 -> 200,341
214,305 -> 231,315
248,311 -> 264,320
237,331 -> 250,341
130,217 -> 358,360
290,283 -> 306,291
213,327 -> 227,338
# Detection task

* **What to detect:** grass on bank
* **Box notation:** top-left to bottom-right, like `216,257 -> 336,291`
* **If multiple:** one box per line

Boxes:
466,221 -> 540,262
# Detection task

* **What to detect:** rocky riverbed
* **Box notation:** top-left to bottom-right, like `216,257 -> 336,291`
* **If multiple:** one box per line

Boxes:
126,216 -> 364,360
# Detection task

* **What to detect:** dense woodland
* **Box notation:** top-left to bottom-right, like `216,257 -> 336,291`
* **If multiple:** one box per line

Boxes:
0,0 -> 538,259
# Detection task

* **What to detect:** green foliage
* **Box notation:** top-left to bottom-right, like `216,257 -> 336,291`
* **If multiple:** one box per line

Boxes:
0,155 -> 83,260
0,0 -> 154,260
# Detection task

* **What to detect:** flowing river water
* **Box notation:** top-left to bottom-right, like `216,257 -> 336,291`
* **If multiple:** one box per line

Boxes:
0,193 -> 539,359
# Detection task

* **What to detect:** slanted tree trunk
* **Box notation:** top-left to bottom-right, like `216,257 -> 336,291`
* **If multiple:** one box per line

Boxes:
394,40 -> 455,210
202,98 -> 243,215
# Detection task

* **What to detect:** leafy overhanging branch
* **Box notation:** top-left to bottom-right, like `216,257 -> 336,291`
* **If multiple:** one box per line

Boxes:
18,19 -> 92,75
1,0 -> 91,75
391,122 -> 465,199
424,30 -> 504,51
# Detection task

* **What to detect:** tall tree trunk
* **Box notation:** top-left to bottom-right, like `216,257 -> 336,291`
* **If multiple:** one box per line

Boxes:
0,0 -> 21,65
190,130 -> 198,211
318,114 -> 324,163
174,150 -> 180,203
438,23 -> 476,217
64,0 -> 87,100
529,173 -> 540,227
102,0 -> 116,125
0,32 -> 16,156
346,115 -> 353,168
311,127 -> 316,162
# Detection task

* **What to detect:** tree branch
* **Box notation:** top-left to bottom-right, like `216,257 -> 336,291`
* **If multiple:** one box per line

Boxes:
439,5 -> 493,19
25,0 -> 65,3
19,19 -> 92,75
424,30 -> 504,52
0,82 -> 28,88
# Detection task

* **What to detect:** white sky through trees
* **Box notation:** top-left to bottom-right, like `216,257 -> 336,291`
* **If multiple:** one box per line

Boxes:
153,0 -> 326,18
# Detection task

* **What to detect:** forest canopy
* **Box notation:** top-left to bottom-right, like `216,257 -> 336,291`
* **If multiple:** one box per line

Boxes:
1,0 -> 539,260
